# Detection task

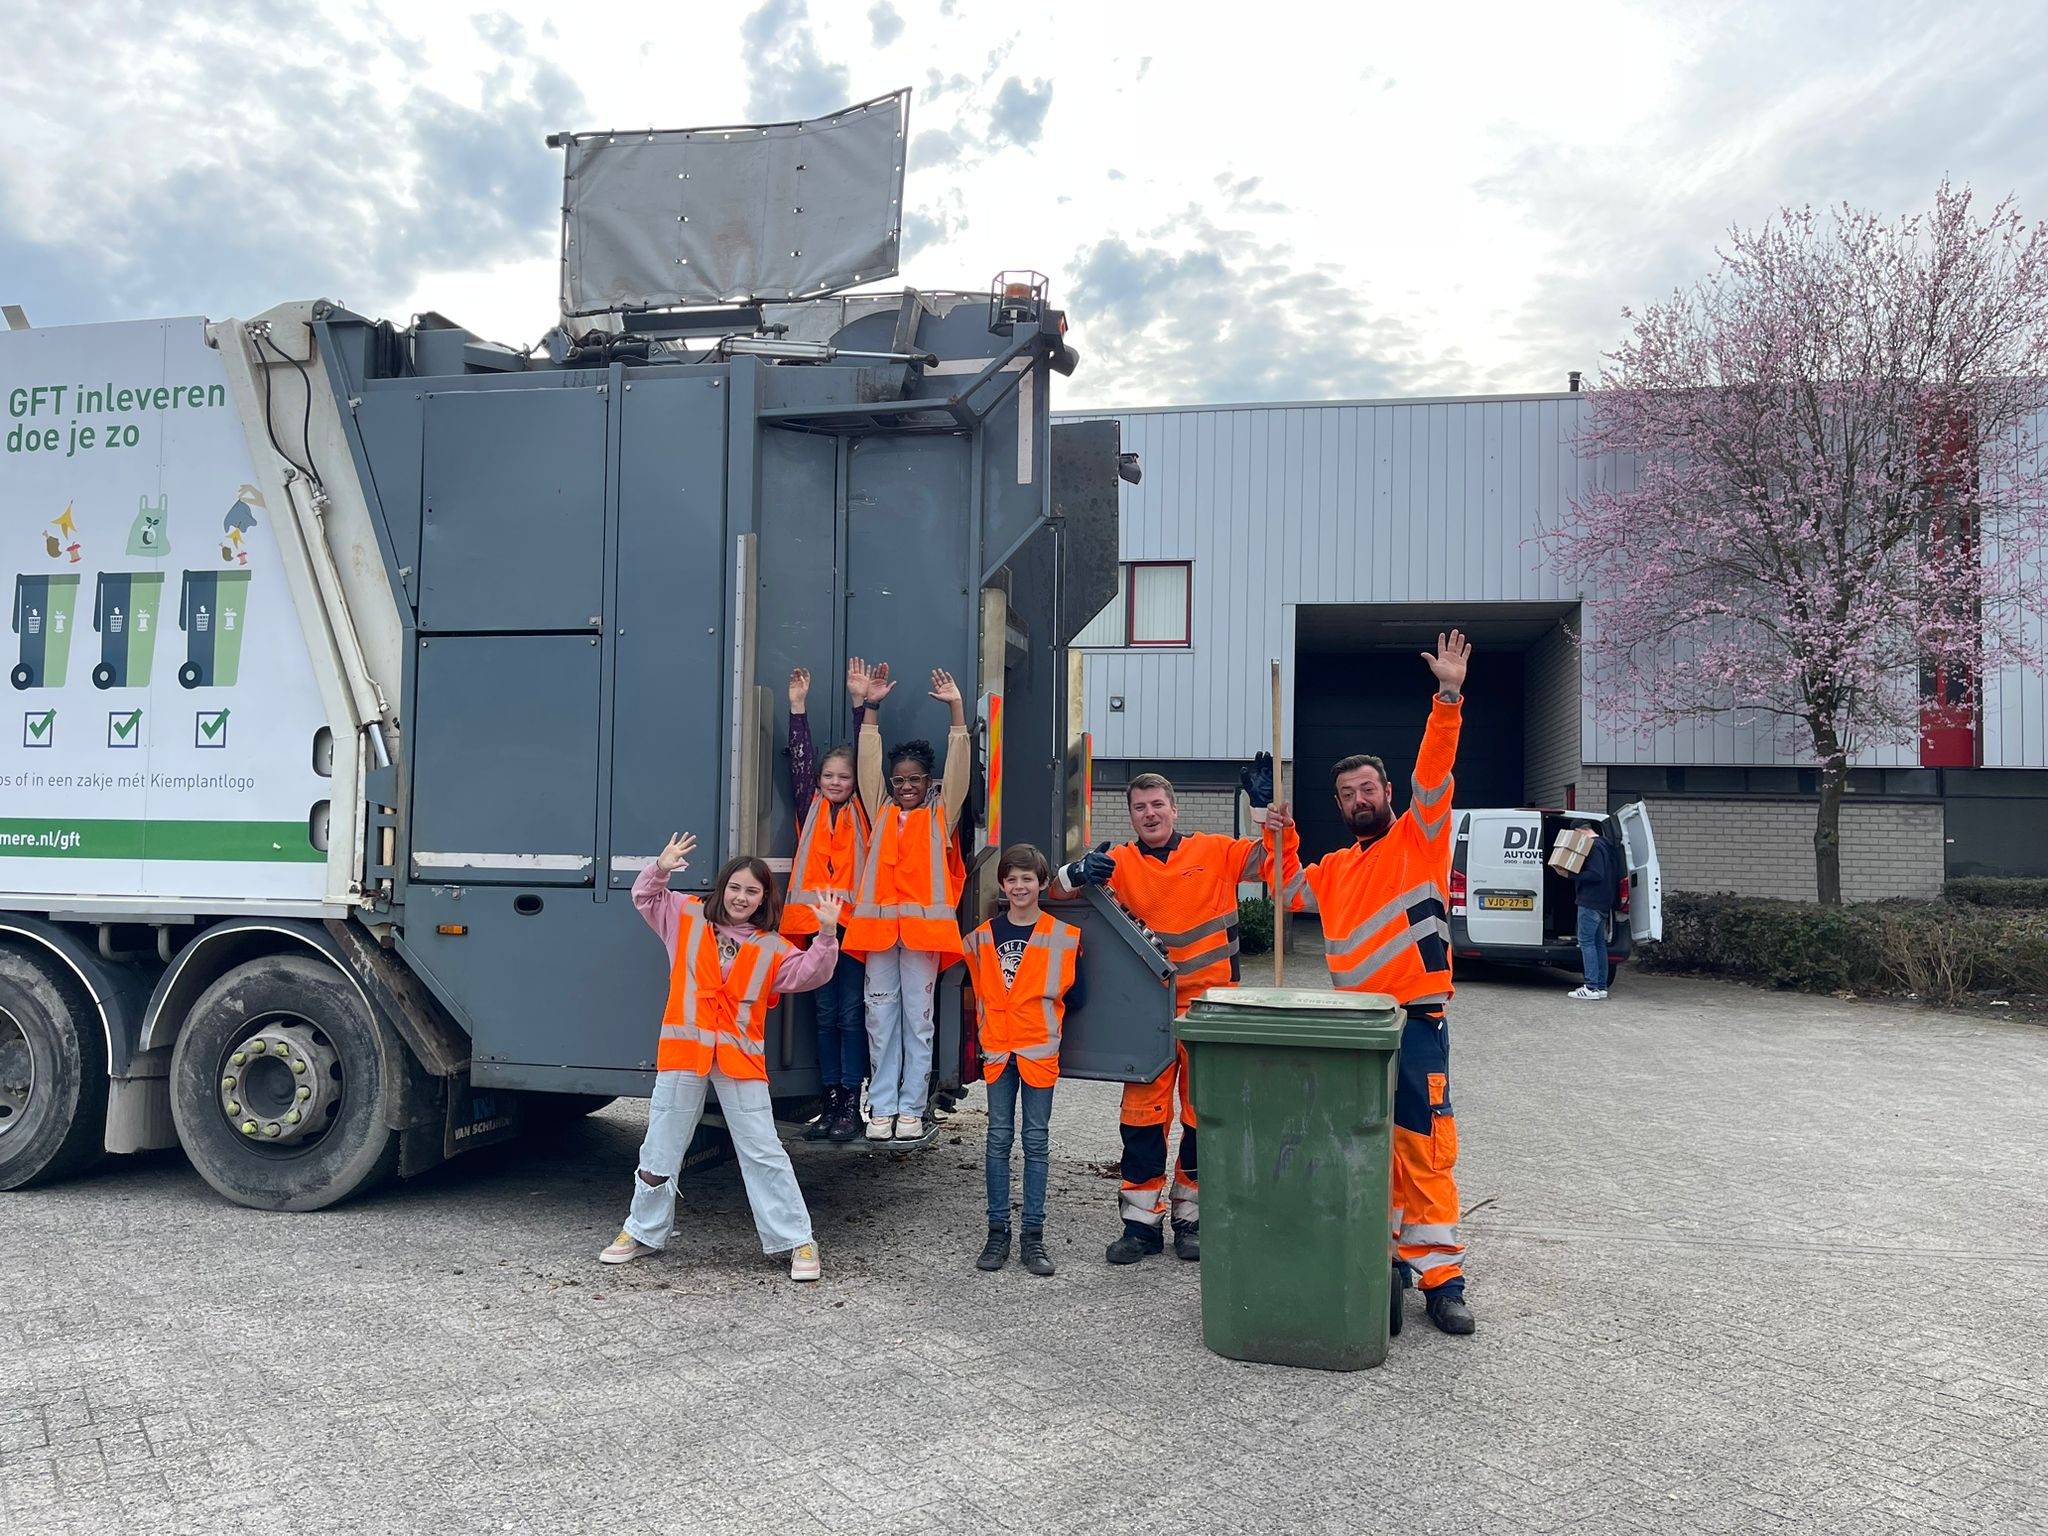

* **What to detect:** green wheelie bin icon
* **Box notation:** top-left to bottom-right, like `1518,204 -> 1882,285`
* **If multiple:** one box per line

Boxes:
11,573 -> 82,690
1178,986 -> 1406,1371
176,569 -> 251,689
91,571 -> 166,689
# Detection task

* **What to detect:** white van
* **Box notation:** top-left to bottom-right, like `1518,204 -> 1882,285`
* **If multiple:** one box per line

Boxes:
1448,803 -> 1664,978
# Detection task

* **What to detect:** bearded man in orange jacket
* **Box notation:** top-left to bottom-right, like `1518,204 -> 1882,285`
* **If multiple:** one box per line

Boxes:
1265,630 -> 1477,1335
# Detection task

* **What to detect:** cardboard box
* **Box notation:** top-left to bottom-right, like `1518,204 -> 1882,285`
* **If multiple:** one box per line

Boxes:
1548,825 -> 1596,875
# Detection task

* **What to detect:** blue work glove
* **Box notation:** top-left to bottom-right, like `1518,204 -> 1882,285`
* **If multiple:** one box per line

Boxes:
1064,843 -> 1115,887
1239,751 -> 1274,809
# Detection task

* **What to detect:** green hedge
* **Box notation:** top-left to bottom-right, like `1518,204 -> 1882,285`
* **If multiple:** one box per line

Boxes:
1942,876 -> 2048,908
1239,896 -> 1274,956
1636,892 -> 2048,1003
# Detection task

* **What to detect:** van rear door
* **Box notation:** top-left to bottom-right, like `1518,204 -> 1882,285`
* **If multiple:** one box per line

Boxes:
1460,809 -> 1545,948
1614,800 -> 1664,942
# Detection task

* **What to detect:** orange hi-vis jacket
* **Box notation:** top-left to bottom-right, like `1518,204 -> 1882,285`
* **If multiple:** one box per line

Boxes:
657,898 -> 799,1081
842,799 -> 966,963
781,797 -> 870,937
1104,833 -> 1273,1016
963,912 -> 1080,1088
1278,696 -> 1461,1006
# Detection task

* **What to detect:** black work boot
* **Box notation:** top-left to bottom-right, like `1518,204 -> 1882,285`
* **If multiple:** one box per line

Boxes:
804,1086 -> 840,1142
1171,1220 -> 1200,1262
1425,1288 -> 1476,1335
826,1086 -> 862,1142
1104,1221 -> 1164,1265
1020,1228 -> 1055,1276
975,1225 -> 1011,1271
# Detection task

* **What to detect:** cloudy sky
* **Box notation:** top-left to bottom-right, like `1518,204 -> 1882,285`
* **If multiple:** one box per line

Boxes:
6,0 -> 2047,408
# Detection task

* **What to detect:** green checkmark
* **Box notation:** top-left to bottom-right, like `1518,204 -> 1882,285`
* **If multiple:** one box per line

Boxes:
198,710 -> 229,740
113,710 -> 142,740
27,710 -> 54,740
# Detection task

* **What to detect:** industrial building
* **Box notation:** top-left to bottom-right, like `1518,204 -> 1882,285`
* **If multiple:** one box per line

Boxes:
1057,391 -> 2048,898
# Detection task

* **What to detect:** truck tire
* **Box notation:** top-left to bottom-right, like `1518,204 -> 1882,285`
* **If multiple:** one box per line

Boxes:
169,955 -> 401,1212
0,947 -> 108,1190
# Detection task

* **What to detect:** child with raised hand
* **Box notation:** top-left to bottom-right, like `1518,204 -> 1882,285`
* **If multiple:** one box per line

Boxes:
784,662 -> 871,1142
600,833 -> 843,1282
963,844 -> 1085,1276
841,661 -> 971,1141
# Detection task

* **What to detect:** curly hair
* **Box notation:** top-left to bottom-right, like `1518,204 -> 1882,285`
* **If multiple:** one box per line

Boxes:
886,739 -> 936,778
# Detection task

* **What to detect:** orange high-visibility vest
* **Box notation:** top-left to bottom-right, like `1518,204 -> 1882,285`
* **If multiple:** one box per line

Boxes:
1277,695 -> 1461,1007
657,898 -> 796,1081
781,797 -> 870,937
842,801 -> 965,962
963,913 -> 1080,1088
1106,833 -> 1271,1016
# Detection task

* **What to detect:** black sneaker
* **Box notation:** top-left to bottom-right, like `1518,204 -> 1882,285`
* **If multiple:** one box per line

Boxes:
1425,1289 -> 1475,1335
803,1086 -> 840,1142
975,1225 -> 1011,1271
1019,1228 -> 1055,1277
1104,1221 -> 1164,1265
1171,1220 -> 1200,1262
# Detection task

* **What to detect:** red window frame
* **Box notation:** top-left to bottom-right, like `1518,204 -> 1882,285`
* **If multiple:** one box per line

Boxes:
1121,561 -> 1192,647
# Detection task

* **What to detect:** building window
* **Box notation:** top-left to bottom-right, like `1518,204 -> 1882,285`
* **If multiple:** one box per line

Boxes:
1073,562 -> 1191,648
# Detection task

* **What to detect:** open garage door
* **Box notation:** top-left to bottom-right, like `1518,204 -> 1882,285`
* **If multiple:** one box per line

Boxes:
1292,603 -> 1579,863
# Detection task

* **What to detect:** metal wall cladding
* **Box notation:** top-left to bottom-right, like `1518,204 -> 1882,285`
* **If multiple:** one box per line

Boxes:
409,635 -> 601,886
608,376 -> 729,890
1060,396 -> 2033,771
420,388 -> 608,633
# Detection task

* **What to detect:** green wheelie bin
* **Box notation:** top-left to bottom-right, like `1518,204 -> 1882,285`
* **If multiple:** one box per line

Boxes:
1177,986 -> 1404,1370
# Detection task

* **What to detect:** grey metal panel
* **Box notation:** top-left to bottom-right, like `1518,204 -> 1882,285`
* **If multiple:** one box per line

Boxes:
1050,420 -> 1121,645
844,434 -> 974,748
608,376 -> 729,890
561,91 -> 908,314
1046,886 -> 1176,1084
420,388 -> 608,632
351,383 -> 424,606
410,635 -> 600,885
753,426 -> 843,859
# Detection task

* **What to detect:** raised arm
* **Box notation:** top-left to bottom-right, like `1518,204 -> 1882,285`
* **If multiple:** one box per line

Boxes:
1408,630 -> 1468,844
788,668 -> 818,822
632,832 -> 698,958
772,896 -> 843,991
851,657 -> 893,817
929,668 -> 972,829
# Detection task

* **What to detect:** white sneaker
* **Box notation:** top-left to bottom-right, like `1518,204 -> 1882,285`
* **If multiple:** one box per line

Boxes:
789,1242 -> 821,1281
894,1114 -> 924,1139
599,1230 -> 657,1265
1567,986 -> 1609,1001
864,1116 -> 894,1141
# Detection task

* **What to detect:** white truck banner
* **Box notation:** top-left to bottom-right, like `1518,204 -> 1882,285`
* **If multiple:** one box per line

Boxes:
1,317 -> 330,899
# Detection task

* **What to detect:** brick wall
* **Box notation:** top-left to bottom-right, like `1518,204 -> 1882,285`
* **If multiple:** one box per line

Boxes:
1639,796 -> 1945,901
1578,765 -> 1608,814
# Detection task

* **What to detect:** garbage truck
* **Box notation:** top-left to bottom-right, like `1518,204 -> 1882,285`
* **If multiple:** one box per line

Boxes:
0,90 -> 1179,1211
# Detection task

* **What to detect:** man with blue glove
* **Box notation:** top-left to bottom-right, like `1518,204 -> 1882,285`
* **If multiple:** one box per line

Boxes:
1056,766 -> 1281,1264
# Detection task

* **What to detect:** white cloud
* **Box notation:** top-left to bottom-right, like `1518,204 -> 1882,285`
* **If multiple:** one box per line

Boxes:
6,0 -> 2047,411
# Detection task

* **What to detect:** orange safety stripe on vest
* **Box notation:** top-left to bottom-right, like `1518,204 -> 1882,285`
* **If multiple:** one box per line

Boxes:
841,800 -> 966,962
656,900 -> 795,1081
781,796 -> 870,936
1106,833 -> 1266,1015
963,914 -> 1079,1089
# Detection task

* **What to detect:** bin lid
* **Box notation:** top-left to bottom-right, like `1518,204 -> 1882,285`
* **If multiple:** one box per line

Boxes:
1175,986 -> 1404,1051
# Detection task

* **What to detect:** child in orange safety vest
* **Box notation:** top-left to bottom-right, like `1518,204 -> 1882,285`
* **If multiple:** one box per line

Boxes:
599,834 -> 845,1283
963,843 -> 1086,1278
840,659 -> 971,1143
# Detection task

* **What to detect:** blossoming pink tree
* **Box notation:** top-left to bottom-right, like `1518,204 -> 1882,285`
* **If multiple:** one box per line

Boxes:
1553,183 -> 2048,904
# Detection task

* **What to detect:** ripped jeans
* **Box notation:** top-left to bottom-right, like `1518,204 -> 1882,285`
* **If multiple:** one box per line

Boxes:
622,1068 -> 812,1254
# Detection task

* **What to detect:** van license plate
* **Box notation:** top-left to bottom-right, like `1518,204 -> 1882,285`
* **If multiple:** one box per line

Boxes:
1479,893 -> 1534,911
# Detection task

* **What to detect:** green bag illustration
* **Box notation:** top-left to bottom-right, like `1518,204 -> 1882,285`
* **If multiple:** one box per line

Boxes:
127,494 -> 171,559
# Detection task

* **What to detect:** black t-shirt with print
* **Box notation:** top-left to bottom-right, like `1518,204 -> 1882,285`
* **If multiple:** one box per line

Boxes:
986,914 -> 1086,1012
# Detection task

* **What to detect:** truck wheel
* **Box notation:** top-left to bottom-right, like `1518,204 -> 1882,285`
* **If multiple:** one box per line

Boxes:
169,956 -> 400,1211
0,948 -> 107,1190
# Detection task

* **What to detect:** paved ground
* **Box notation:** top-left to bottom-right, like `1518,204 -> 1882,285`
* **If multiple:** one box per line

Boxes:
6,962 -> 2048,1536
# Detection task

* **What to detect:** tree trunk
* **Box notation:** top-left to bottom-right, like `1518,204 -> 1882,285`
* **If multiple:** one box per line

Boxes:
1814,756 -> 1847,906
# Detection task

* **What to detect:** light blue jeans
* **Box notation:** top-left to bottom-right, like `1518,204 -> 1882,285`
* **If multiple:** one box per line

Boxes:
862,944 -> 941,1117
624,1068 -> 812,1254
985,1060 -> 1055,1229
